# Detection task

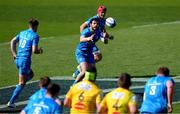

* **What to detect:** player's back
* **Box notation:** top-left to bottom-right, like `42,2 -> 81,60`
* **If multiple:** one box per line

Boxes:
102,87 -> 136,114
141,76 -> 174,113
16,29 -> 39,59
24,97 -> 61,114
68,80 -> 101,114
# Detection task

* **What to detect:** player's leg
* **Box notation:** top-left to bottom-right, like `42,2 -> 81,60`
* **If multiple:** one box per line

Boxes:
74,62 -> 89,83
72,65 -> 80,79
8,59 -> 32,107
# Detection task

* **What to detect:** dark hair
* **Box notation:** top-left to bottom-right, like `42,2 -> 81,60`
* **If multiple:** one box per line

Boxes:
157,67 -> 170,76
89,18 -> 99,24
39,76 -> 51,88
118,73 -> 132,89
29,18 -> 39,27
47,83 -> 60,97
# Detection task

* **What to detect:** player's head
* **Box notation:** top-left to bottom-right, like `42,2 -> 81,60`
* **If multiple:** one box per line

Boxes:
156,66 -> 170,76
90,18 -> 99,31
28,18 -> 39,32
118,73 -> 132,89
47,83 -> 60,98
39,76 -> 51,88
84,67 -> 97,82
97,5 -> 107,19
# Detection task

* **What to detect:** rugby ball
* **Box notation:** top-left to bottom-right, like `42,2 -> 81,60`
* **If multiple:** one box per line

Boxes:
106,17 -> 116,28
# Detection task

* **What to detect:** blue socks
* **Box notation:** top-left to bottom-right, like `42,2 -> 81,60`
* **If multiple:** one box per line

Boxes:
9,84 -> 24,104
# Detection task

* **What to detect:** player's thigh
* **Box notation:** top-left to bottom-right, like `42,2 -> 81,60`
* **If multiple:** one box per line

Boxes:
80,62 -> 89,72
75,49 -> 89,64
17,59 -> 32,81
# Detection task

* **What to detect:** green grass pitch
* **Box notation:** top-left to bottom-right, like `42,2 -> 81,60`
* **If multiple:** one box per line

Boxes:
0,0 -> 180,112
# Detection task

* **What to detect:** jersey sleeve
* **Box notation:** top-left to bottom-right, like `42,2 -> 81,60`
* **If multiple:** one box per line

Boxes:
80,29 -> 88,38
15,34 -> 20,42
128,94 -> 137,106
32,35 -> 39,46
66,87 -> 73,99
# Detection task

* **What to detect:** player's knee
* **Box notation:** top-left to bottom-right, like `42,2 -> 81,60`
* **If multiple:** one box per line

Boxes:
94,53 -> 102,62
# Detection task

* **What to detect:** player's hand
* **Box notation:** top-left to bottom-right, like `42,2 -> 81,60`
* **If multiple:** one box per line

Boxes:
88,34 -> 95,41
168,104 -> 173,113
13,54 -> 16,60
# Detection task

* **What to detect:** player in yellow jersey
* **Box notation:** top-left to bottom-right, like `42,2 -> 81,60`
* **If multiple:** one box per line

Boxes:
64,67 -> 102,114
98,73 -> 137,114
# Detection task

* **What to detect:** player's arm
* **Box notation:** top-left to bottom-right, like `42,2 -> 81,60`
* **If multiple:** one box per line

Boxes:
80,22 -> 88,33
64,88 -> 73,108
128,95 -> 138,114
80,34 -> 94,42
166,80 -> 174,113
10,37 -> 18,59
32,36 -> 43,54
32,45 -> 43,54
97,95 -> 107,114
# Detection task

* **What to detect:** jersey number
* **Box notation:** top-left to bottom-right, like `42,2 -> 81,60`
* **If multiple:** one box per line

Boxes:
19,39 -> 27,48
149,85 -> 156,95
33,107 -> 41,114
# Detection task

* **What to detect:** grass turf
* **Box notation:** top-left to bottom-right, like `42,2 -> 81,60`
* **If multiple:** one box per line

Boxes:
0,0 -> 180,87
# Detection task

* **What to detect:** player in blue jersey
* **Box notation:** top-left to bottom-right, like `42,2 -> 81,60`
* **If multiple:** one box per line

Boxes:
21,83 -> 62,114
73,6 -> 113,78
74,18 -> 101,84
140,67 -> 175,113
8,18 -> 43,108
28,77 -> 51,105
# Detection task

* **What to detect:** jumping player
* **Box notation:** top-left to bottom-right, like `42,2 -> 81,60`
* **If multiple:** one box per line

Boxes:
8,18 -> 43,108
73,18 -> 101,84
72,5 -> 113,78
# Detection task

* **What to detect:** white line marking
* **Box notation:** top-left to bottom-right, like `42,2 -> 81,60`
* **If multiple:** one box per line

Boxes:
132,21 -> 180,29
0,85 -> 144,109
1,76 -> 180,90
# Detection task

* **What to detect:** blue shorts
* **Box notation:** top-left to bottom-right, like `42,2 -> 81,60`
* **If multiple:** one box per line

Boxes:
15,58 -> 31,76
75,49 -> 95,64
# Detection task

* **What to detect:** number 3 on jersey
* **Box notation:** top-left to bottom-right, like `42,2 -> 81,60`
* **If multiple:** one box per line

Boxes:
19,39 -> 27,48
149,85 -> 156,95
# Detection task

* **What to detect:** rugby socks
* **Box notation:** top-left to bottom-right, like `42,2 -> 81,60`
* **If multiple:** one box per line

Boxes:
9,84 -> 24,104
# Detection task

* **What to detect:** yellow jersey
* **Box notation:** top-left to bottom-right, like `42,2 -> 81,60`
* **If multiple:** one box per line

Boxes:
66,80 -> 102,114
100,87 -> 137,114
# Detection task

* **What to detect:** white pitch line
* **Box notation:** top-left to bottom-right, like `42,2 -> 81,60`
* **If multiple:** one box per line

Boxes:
0,85 -> 143,109
1,76 -> 180,90
132,20 -> 180,29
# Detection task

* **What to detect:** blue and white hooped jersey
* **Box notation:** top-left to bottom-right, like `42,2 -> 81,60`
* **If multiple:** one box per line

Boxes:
86,15 -> 106,32
141,76 -> 174,113
77,27 -> 101,52
15,29 -> 39,59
